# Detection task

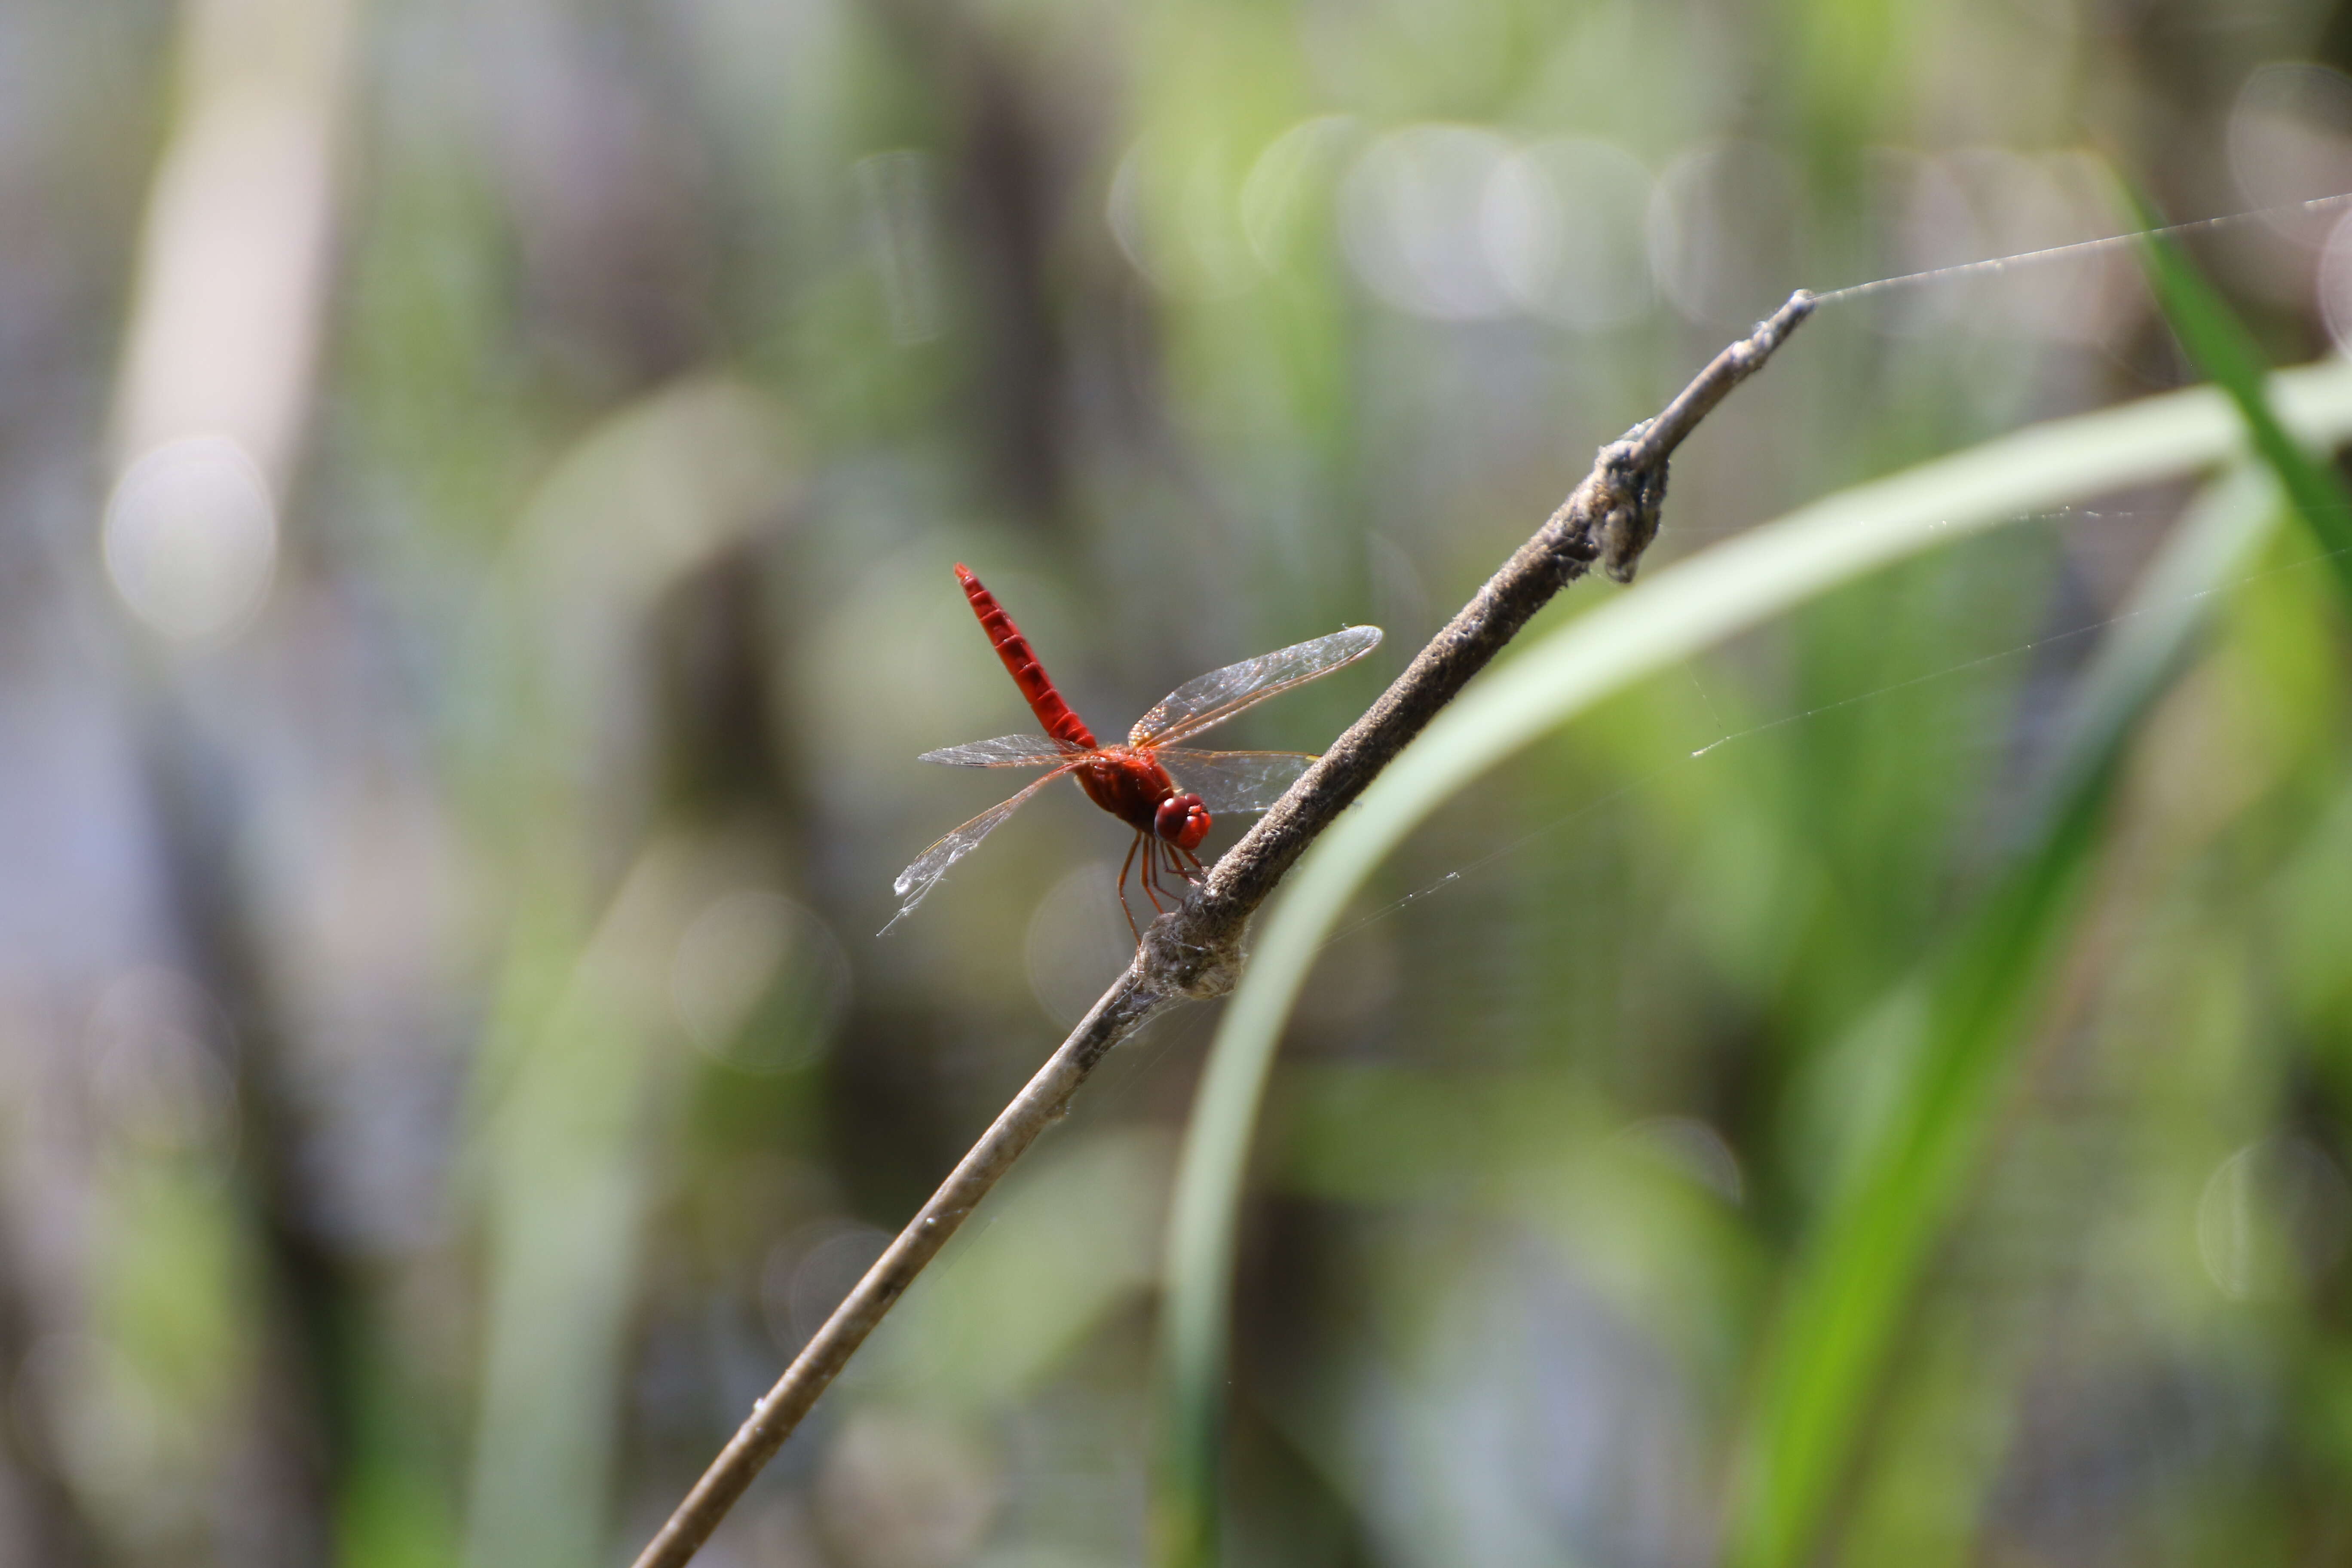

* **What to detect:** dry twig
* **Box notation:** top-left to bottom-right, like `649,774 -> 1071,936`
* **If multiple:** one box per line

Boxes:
630,290 -> 1816,1568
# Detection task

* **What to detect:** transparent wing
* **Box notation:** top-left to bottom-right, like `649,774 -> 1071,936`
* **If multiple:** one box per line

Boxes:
917,733 -> 1087,768
1155,749 -> 1317,814
881,765 -> 1078,934
1130,625 -> 1382,747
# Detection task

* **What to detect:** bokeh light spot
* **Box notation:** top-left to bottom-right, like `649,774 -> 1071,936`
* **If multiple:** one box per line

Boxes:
671,889 -> 849,1074
2197,1137 -> 2352,1302
1341,123 -> 1516,320
1485,137 -> 1655,330
102,435 -> 278,643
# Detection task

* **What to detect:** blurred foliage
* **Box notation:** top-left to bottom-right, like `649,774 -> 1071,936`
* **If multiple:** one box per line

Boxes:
8,0 -> 2352,1566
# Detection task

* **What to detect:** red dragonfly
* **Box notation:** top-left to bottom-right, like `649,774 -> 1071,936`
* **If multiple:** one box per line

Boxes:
885,565 -> 1381,937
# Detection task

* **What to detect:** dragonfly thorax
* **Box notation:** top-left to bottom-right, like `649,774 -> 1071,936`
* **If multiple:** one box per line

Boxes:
1073,748 -> 1211,848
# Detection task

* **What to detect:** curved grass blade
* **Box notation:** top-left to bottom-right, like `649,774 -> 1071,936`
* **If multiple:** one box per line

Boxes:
1722,186 -> 2352,1568
1153,353 -> 2352,1568
1722,467 -> 2279,1568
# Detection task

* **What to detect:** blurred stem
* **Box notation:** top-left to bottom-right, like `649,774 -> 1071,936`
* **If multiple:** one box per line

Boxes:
140,715 -> 352,1563
101,0 -> 361,1541
460,890 -> 651,1568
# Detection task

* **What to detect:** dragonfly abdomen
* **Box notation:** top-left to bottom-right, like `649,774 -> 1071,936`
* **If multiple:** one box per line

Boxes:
955,564 -> 1099,750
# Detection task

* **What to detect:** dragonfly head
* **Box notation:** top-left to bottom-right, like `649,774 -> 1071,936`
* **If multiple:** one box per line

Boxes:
1155,792 -> 1211,852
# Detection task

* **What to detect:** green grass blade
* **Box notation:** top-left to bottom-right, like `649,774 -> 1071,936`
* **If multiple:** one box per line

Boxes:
1153,355 -> 2352,1568
1722,467 -> 2279,1568
1724,190 -> 2349,1568
2132,187 -> 2352,606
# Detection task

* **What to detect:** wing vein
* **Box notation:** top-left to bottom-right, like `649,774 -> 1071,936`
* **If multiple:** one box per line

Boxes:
1131,626 -> 1381,747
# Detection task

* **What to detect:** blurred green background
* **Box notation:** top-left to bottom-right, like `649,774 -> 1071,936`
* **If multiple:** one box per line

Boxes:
9,0 -> 2352,1565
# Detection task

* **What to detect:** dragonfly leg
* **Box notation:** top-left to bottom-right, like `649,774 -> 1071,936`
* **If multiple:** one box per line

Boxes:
1117,833 -> 1143,944
1141,843 -> 1169,913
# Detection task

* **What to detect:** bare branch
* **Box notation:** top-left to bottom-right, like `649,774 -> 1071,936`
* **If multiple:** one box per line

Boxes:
628,290 -> 1815,1568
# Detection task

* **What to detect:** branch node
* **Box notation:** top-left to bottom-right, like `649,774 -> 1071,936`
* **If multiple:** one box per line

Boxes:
1590,426 -> 1672,584
1142,911 -> 1245,999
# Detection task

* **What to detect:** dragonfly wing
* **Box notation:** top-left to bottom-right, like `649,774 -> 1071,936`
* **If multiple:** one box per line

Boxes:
1156,749 -> 1317,814
881,765 -> 1076,933
918,732 -> 1087,767
1130,625 -> 1381,747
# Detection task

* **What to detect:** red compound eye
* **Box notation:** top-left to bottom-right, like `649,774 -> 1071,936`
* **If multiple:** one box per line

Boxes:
1156,793 -> 1210,851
